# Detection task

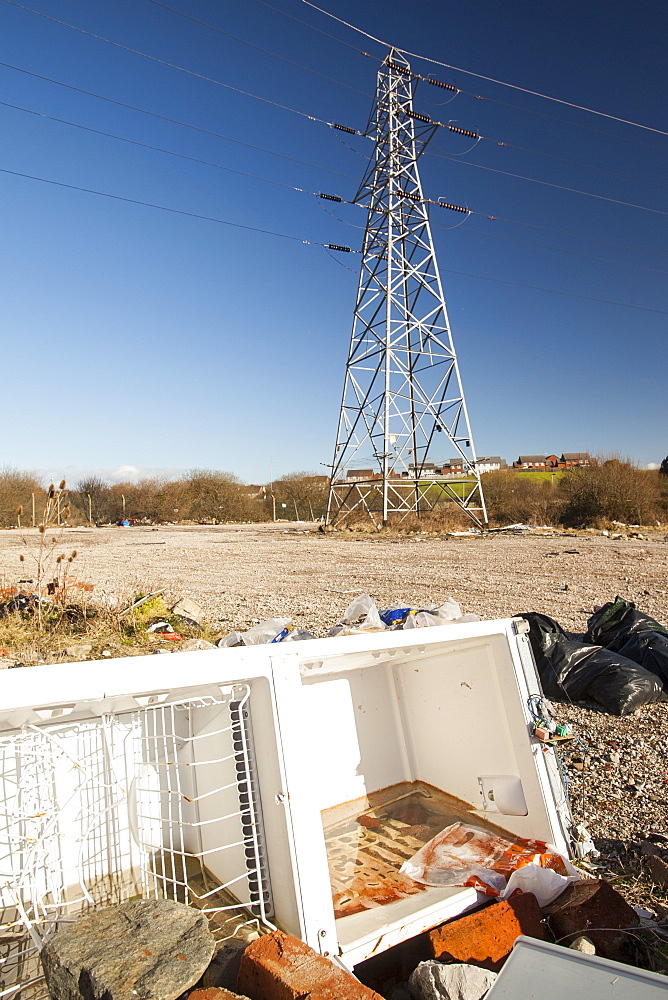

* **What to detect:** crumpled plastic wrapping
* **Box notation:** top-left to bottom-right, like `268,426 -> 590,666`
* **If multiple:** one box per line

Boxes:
401,821 -> 579,907
328,594 -> 480,636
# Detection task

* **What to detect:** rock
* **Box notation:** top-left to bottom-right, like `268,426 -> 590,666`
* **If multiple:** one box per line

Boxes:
409,961 -> 497,1000
569,935 -> 596,954
40,899 -> 215,1000
545,878 -> 639,960
190,989 -> 250,1000
647,854 -> 668,887
428,894 -> 544,972
172,597 -> 204,624
64,645 -> 93,660
178,638 -> 215,651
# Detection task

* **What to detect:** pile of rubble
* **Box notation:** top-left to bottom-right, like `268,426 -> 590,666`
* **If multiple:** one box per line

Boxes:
39,881 -> 668,1000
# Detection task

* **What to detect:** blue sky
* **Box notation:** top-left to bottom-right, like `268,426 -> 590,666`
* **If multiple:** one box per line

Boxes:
1,0 -> 666,485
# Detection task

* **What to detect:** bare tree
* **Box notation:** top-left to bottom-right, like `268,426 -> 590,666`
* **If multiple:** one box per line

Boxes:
272,472 -> 329,521
0,468 -> 45,527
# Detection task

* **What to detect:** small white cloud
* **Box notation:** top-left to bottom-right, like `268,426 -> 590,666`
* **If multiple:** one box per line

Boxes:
113,465 -> 141,479
647,462 -> 660,470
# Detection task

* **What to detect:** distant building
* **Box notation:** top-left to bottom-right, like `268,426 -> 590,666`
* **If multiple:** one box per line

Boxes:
476,456 -> 508,474
513,455 -> 559,469
513,453 -> 589,469
345,469 -> 375,480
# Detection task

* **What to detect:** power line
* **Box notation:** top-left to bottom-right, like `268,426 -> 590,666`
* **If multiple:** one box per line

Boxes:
0,61 -> 358,180
440,266 -> 668,315
3,0 -> 364,134
432,220 -> 668,275
430,149 -> 668,217
484,214 -> 668,259
251,0 -> 667,155
0,164 -> 360,251
8,2 -> 664,211
146,0 -> 371,98
0,97 -> 362,199
4,62 -> 664,264
4,164 -> 666,316
7,94 -> 664,276
14,85 -> 667,277
295,0 -> 668,137
487,138 -> 668,192
467,92 -> 668,154
250,0 -> 369,55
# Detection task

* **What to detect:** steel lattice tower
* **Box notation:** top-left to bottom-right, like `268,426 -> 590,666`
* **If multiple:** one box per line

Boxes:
327,50 -> 487,528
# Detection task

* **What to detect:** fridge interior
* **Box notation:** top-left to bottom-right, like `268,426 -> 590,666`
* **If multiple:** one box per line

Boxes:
296,625 -> 568,962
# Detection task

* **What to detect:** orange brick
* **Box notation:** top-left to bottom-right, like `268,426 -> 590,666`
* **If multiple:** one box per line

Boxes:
237,931 -> 383,1000
428,894 -> 544,972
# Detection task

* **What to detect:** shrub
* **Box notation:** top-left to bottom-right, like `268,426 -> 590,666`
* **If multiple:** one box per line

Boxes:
481,471 -> 560,526
557,459 -> 662,527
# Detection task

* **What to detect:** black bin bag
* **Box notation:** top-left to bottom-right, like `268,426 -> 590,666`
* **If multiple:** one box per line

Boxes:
586,596 -> 668,688
519,612 -> 666,716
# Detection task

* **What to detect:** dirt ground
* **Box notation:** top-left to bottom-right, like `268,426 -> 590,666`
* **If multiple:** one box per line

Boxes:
1,522 -> 667,904
2,521 -> 664,633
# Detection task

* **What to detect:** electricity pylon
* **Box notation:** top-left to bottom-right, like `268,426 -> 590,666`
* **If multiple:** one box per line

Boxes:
327,50 -> 487,528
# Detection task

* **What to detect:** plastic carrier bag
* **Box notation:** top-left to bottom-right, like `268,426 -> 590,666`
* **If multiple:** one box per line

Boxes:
401,821 -> 578,907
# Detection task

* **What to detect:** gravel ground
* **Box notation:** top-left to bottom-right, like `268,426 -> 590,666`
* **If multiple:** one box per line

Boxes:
1,522 -> 667,897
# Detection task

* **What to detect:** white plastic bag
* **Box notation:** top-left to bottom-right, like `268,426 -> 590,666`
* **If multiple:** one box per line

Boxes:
242,618 -> 292,645
335,594 -> 385,632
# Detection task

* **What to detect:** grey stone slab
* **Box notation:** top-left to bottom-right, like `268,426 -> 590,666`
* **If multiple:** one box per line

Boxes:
41,899 -> 215,1000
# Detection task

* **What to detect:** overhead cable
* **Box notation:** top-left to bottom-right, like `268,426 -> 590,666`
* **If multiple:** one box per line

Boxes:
251,0 -> 665,154
3,80 -> 663,262
431,150 -> 668,217
8,5 -> 661,203
146,0 -> 371,97
439,266 -> 668,315
470,92 -> 668,153
431,221 -> 668,275
250,0 -> 367,54
4,164 -> 666,314
0,164 -> 359,251
484,214 -> 668,259
0,98 -> 362,198
3,0 -> 364,134
0,61 -> 358,180
489,139 -> 668,192
295,0 -> 668,137
3,61 -> 663,260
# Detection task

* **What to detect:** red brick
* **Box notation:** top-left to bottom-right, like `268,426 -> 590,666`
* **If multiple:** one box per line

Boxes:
237,931 -> 383,1000
545,878 -> 639,960
428,894 -> 544,972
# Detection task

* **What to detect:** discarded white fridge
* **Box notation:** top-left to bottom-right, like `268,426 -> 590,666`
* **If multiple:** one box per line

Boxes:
0,617 -> 573,998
